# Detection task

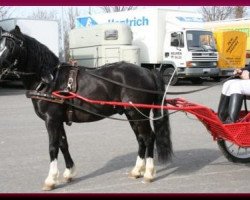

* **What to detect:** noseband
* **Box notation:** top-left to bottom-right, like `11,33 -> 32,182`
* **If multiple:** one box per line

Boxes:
0,32 -> 25,79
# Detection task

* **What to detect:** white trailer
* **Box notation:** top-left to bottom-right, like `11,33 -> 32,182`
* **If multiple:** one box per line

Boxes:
69,23 -> 140,68
0,18 -> 59,57
75,8 -> 219,85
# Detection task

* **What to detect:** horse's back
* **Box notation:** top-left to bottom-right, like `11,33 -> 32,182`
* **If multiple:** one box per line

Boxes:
66,62 -> 158,104
94,62 -> 157,89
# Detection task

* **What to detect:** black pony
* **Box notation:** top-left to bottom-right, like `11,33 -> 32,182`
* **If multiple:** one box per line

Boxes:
0,26 -> 172,190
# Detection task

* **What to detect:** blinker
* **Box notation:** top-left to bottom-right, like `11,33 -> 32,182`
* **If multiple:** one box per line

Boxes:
0,37 -> 6,51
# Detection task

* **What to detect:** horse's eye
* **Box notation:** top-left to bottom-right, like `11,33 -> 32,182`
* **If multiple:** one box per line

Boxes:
0,38 -> 6,51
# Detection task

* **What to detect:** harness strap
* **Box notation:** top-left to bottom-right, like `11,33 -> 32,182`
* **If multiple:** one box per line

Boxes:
85,70 -> 235,95
65,66 -> 79,126
26,90 -> 64,104
66,66 -> 79,92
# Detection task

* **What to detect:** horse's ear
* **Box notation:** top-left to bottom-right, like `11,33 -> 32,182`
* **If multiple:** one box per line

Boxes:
15,25 -> 21,33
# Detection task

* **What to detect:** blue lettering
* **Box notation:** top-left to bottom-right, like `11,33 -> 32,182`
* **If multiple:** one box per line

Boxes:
77,17 -> 148,27
107,16 -> 149,27
176,16 -> 203,22
137,18 -> 142,26
142,16 -> 149,26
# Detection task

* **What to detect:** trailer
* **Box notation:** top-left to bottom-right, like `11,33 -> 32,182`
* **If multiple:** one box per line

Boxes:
73,8 -> 219,85
69,23 -> 140,68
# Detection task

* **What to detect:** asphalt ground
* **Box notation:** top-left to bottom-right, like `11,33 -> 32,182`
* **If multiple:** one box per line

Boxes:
1,80 -> 250,194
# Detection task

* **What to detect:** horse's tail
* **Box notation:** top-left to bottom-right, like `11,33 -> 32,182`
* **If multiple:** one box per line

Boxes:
151,69 -> 173,164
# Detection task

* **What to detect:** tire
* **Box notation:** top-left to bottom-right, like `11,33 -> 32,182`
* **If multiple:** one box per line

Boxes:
212,77 -> 221,82
162,68 -> 178,86
190,77 -> 203,84
217,139 -> 250,163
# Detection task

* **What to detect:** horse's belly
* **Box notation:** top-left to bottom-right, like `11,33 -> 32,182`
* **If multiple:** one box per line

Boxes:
72,107 -> 117,123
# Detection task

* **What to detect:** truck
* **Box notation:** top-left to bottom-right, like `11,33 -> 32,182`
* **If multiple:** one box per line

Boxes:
69,23 -> 140,68
0,18 -> 59,81
71,8 -> 219,85
212,30 -> 247,77
205,18 -> 250,66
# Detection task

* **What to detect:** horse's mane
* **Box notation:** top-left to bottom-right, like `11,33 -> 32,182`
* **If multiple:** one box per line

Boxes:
22,33 -> 59,74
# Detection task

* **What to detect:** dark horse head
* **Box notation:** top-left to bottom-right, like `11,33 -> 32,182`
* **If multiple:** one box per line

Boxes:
0,25 -> 172,191
0,25 -> 59,87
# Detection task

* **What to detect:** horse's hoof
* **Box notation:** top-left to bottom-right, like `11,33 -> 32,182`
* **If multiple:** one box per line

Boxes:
63,166 -> 76,183
128,172 -> 142,179
63,177 -> 73,183
142,177 -> 153,183
42,183 -> 55,191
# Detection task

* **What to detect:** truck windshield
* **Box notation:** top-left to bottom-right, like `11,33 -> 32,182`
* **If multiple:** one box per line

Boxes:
186,30 -> 216,52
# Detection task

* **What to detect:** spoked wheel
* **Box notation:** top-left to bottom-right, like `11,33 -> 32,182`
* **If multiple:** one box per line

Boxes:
217,139 -> 250,163
162,68 -> 178,86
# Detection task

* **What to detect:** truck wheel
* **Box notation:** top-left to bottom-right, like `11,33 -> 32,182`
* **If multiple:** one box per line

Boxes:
212,77 -> 221,82
162,68 -> 178,86
217,139 -> 250,163
190,77 -> 203,84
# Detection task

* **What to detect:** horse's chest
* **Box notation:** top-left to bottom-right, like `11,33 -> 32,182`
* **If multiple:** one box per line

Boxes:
32,100 -> 63,121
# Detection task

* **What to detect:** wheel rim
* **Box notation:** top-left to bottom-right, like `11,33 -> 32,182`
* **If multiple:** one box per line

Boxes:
162,68 -> 178,85
224,140 -> 250,159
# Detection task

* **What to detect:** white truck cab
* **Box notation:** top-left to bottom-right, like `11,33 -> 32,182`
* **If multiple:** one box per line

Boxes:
163,28 -> 218,84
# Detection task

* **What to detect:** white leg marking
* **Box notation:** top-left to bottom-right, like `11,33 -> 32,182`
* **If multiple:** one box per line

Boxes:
143,158 -> 156,182
130,156 -> 146,178
44,159 -> 59,187
63,165 -> 77,182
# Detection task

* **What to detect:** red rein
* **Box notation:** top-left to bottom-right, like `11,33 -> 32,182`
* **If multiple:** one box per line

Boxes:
52,90 -> 202,111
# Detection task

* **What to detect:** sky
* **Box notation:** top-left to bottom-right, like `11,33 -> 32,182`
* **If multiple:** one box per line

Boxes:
11,6 -> 202,18
7,6 -> 250,20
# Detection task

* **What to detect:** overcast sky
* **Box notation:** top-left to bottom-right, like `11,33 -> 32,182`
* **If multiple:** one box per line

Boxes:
8,6 -> 250,20
11,6 -> 202,18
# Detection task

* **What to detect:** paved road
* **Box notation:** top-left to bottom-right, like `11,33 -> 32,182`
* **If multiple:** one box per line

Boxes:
1,80 -> 250,193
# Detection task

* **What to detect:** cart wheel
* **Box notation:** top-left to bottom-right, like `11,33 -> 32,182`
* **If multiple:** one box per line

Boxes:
217,139 -> 250,163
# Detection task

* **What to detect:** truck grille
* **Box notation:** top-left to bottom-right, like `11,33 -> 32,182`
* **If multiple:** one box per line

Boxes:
192,53 -> 218,62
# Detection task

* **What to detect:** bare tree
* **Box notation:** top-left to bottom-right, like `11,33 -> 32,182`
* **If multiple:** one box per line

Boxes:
63,7 -> 81,62
66,7 -> 80,30
29,9 -> 58,20
0,6 -> 14,20
200,6 -> 234,21
234,6 -> 247,18
99,6 -> 137,13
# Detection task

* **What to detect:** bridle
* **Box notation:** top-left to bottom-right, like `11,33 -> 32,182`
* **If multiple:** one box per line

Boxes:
0,32 -> 31,79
